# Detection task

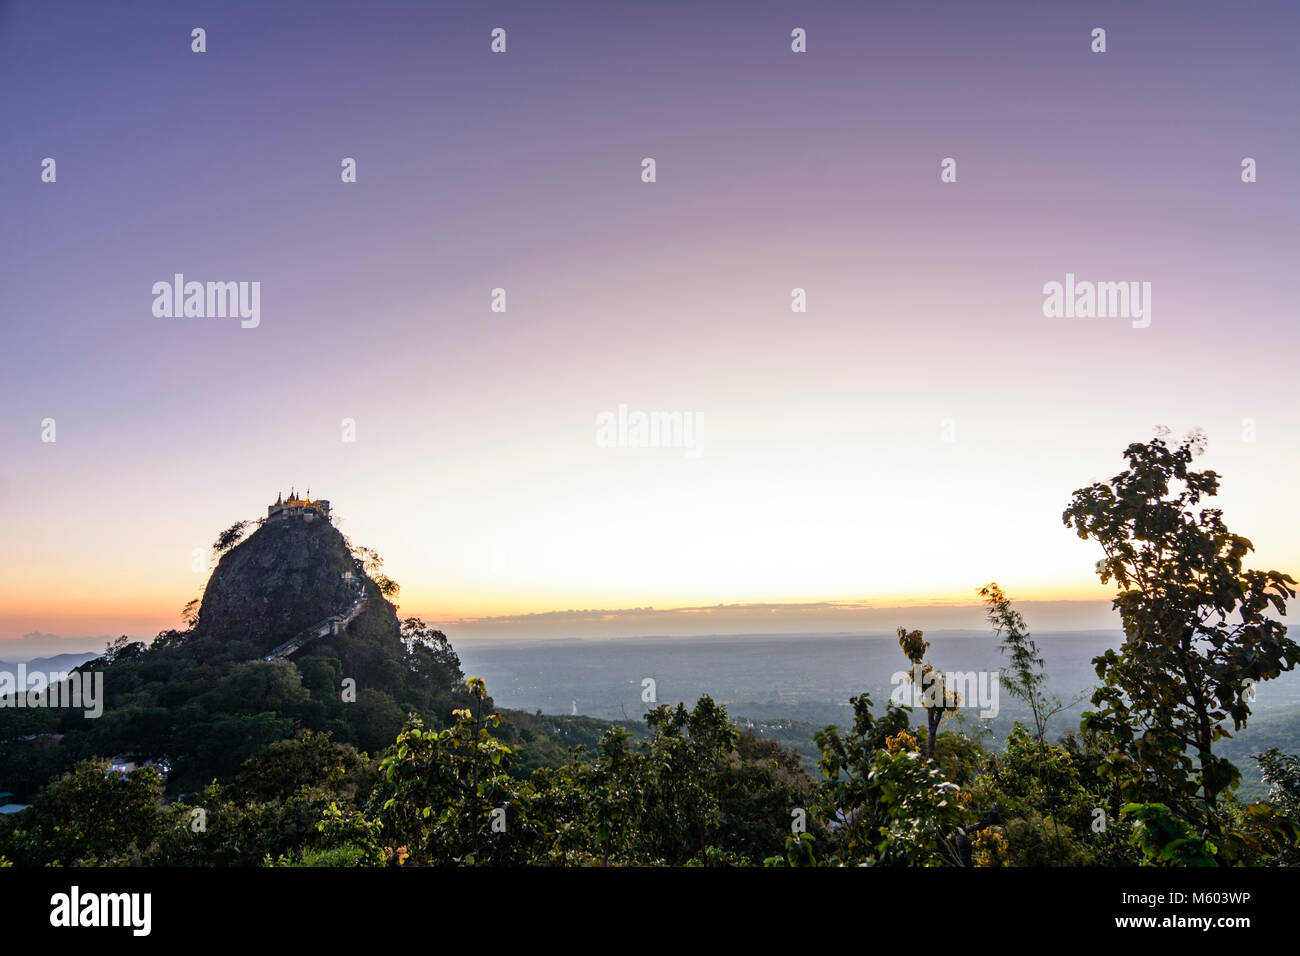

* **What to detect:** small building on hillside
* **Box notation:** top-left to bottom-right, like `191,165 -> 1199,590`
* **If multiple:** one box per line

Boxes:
107,756 -> 171,780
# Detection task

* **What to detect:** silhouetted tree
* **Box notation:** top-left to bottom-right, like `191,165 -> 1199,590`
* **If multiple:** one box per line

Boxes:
1063,429 -> 1298,847
980,582 -> 1065,742
212,520 -> 251,555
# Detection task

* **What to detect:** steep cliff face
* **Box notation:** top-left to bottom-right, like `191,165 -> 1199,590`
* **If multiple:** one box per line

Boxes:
194,515 -> 395,656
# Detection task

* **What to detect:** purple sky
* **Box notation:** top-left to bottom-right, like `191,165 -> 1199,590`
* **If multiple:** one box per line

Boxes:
1,1 -> 1296,649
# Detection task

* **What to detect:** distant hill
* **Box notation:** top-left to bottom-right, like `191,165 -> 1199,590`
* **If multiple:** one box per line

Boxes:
0,652 -> 97,675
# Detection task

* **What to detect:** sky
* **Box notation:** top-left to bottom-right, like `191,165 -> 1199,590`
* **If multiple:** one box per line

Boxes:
1,1 -> 1297,651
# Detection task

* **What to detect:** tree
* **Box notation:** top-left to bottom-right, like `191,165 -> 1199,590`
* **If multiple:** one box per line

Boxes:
634,697 -> 739,863
975,725 -> 1133,866
99,635 -> 145,666
813,693 -> 989,866
1257,749 -> 1300,821
350,545 -> 399,599
1253,749 -> 1300,865
501,695 -> 802,866
350,545 -> 383,575
372,677 -> 525,865
236,729 -> 364,803
896,626 -> 959,760
2,761 -> 167,865
212,520 -> 251,556
398,618 -> 465,711
1062,429 -> 1298,846
980,582 -> 1066,742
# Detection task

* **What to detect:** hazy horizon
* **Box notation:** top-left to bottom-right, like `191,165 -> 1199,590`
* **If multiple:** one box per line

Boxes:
2,596 -> 1131,656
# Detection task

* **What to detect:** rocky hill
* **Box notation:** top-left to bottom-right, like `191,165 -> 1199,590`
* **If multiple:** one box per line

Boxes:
0,504 -> 624,801
194,515 -> 398,661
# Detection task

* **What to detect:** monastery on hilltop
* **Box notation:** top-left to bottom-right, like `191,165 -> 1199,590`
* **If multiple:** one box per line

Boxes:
267,488 -> 331,523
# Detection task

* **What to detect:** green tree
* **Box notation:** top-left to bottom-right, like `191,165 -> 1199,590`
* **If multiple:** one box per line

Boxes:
372,677 -> 525,865
897,626 -> 959,759
1122,803 -> 1217,866
347,545 -> 399,599
1062,430 -> 1298,848
236,729 -> 365,802
975,725 -> 1134,866
1252,748 -> 1300,865
980,582 -> 1066,742
506,695 -> 803,866
814,694 -> 987,866
2,761 -> 166,865
399,617 -> 464,695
